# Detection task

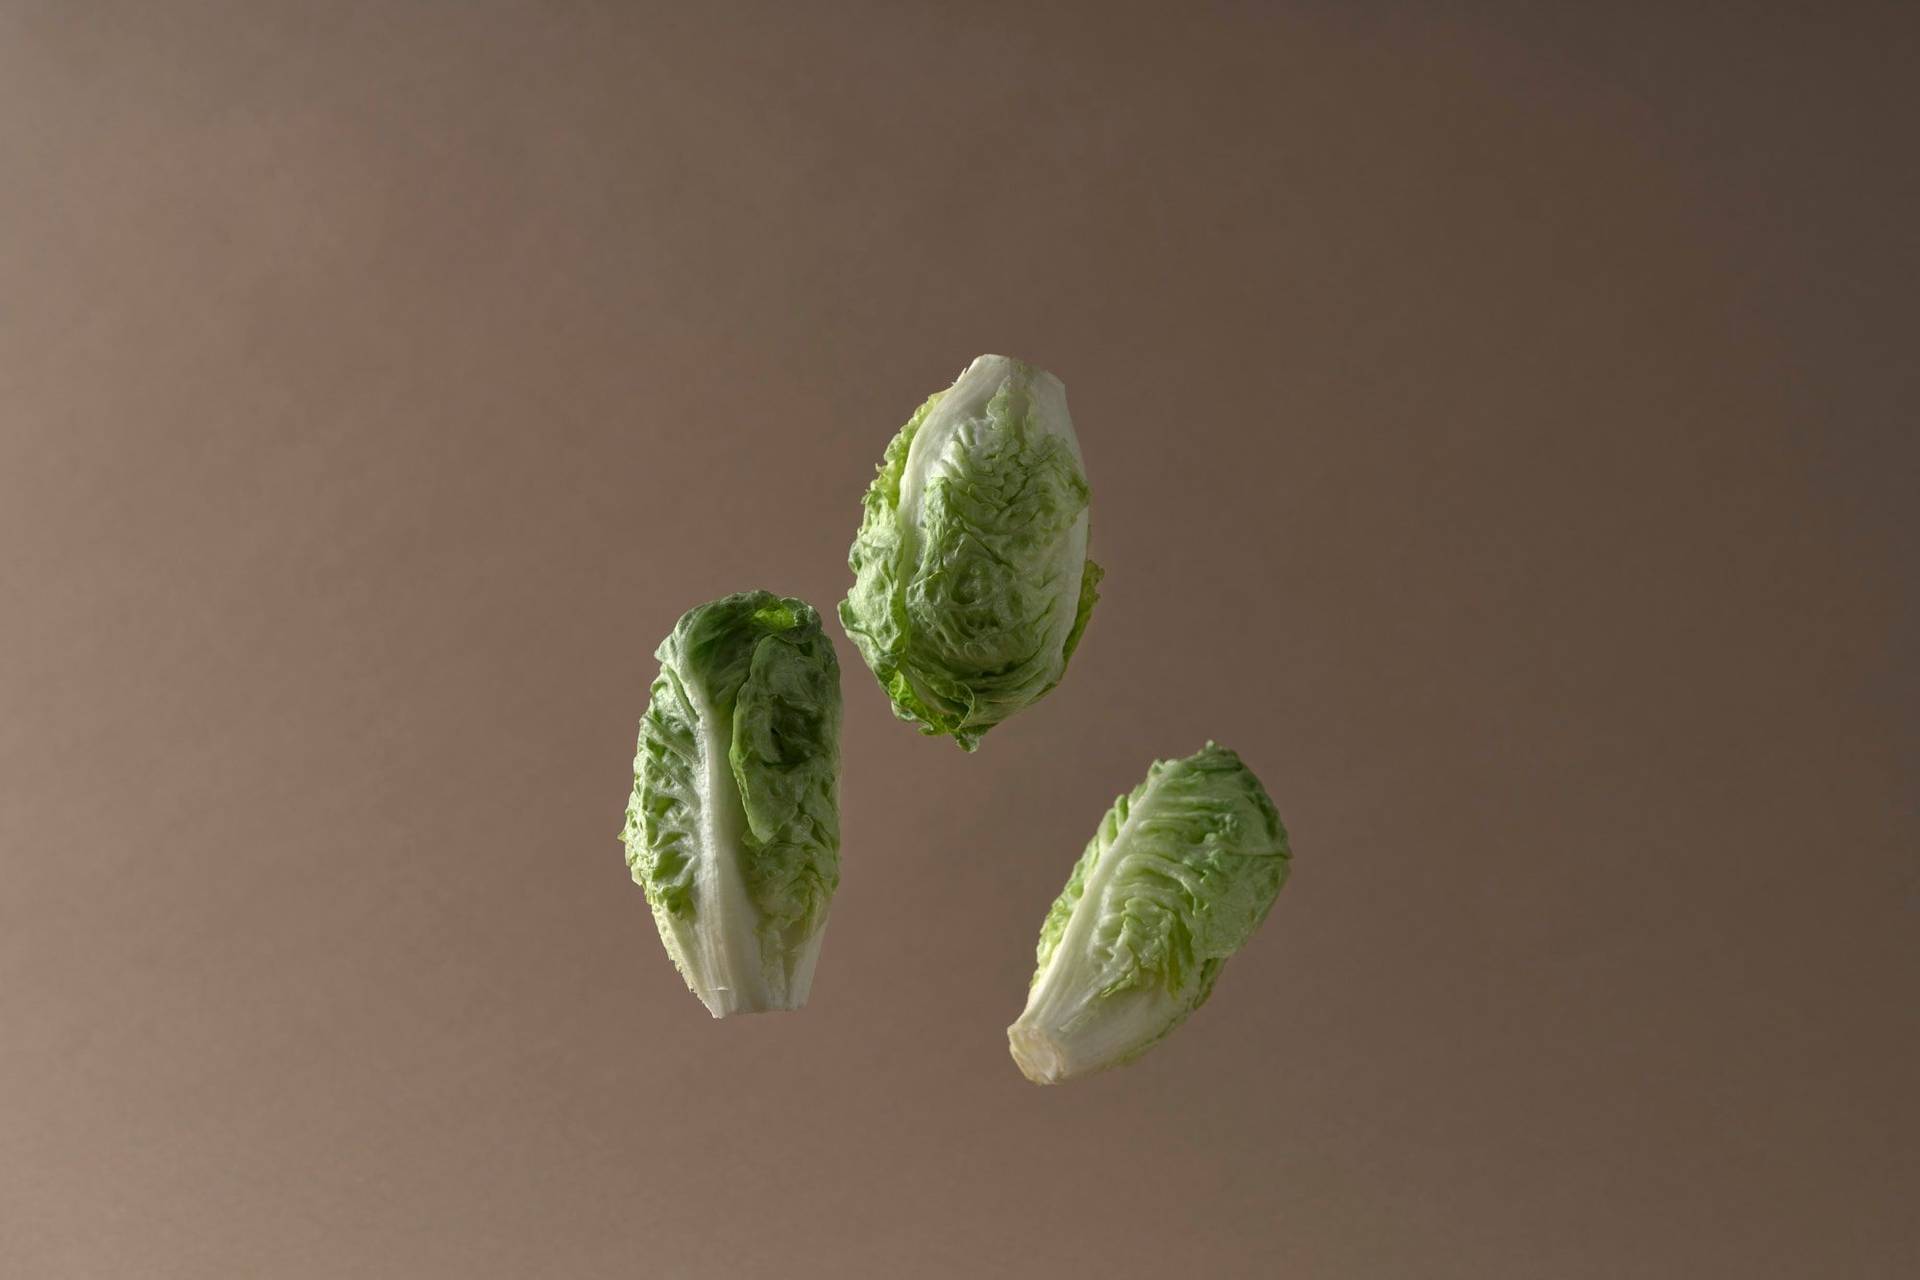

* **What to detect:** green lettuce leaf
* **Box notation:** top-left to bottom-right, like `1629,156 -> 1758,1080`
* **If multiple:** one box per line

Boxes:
1008,743 -> 1291,1082
622,592 -> 841,1016
840,355 -> 1101,750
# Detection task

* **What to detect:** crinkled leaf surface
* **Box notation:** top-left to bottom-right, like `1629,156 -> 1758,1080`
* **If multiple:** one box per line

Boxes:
841,355 -> 1100,750
622,592 -> 840,1016
1011,743 -> 1290,1082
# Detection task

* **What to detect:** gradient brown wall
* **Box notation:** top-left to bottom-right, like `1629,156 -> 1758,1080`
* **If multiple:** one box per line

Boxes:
3,4 -> 1913,1277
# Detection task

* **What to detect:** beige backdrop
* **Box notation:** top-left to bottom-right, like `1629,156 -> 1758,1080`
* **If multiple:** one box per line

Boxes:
3,4 -> 1914,1277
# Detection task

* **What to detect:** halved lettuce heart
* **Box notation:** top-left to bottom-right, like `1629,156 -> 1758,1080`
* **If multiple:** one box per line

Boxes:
1009,743 -> 1291,1083
840,354 -> 1101,751
621,592 -> 841,1017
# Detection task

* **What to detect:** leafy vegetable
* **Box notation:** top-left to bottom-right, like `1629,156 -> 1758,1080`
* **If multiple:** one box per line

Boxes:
840,354 -> 1101,751
621,591 -> 842,1017
1008,743 -> 1291,1083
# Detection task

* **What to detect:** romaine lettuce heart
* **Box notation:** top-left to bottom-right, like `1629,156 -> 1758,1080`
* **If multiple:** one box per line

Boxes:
1009,743 -> 1291,1083
840,355 -> 1101,751
622,592 -> 842,1017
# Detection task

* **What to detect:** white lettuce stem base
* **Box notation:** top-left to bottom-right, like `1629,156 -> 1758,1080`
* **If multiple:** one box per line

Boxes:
1008,986 -> 1184,1083
664,670 -> 824,1018
1007,767 -> 1178,1082
663,912 -> 824,1017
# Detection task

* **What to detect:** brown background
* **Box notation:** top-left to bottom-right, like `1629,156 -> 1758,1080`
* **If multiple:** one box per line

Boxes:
2,3 -> 1914,1276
